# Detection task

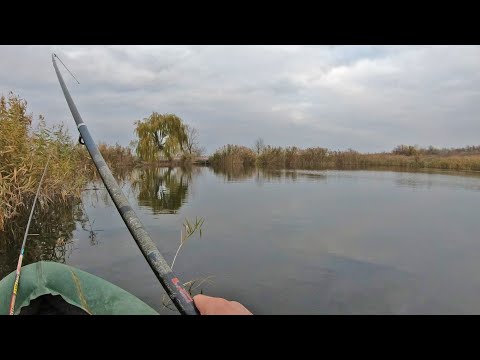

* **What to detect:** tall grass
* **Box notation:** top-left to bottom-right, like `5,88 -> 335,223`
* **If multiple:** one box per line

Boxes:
0,93 -> 88,230
98,142 -> 137,168
209,145 -> 256,168
0,92 -> 139,232
210,142 -> 480,172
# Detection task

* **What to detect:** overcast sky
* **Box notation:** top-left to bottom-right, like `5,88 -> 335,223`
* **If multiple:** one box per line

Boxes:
1,45 -> 479,154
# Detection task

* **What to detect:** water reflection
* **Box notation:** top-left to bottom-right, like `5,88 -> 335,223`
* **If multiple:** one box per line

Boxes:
211,165 -> 327,185
0,199 -> 84,279
259,169 -> 327,183
131,167 -> 191,214
393,172 -> 480,192
211,165 -> 256,182
4,164 -> 480,313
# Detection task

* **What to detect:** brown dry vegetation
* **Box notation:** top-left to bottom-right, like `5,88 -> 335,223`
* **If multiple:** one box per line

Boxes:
98,142 -> 137,168
210,143 -> 480,172
0,93 -> 89,230
0,92 -> 140,230
209,145 -> 256,168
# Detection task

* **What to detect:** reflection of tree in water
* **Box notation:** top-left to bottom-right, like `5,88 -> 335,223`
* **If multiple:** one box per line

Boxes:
212,165 -> 326,185
83,181 -> 113,208
132,167 -> 190,214
0,198 -> 83,280
256,169 -> 292,184
77,199 -> 103,246
211,165 -> 256,182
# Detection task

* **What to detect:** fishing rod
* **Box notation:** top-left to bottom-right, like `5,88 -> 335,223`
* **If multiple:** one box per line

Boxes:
10,156 -> 51,315
52,53 -> 199,315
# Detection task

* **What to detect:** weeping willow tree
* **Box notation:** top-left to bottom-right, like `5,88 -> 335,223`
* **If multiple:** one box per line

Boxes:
131,167 -> 189,214
134,113 -> 188,162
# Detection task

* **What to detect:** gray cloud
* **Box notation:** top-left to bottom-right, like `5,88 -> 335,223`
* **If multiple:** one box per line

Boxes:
1,45 -> 479,154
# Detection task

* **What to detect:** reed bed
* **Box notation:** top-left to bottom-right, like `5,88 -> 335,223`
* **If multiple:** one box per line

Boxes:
210,143 -> 480,172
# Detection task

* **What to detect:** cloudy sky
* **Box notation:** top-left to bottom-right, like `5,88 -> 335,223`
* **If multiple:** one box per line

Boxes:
1,45 -> 479,154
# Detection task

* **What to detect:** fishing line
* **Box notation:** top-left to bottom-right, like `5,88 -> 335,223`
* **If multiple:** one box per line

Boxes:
53,53 -> 84,145
52,53 -> 200,315
9,155 -> 51,315
53,53 -> 80,84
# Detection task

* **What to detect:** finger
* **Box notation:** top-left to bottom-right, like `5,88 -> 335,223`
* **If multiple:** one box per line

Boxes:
193,294 -> 215,314
231,301 -> 253,315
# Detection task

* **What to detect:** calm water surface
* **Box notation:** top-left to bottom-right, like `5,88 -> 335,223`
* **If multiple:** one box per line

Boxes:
21,167 -> 480,314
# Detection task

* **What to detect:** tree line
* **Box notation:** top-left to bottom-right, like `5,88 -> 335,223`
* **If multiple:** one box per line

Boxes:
209,138 -> 480,172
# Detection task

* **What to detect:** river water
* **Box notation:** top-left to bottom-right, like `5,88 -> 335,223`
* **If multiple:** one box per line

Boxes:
4,166 -> 480,314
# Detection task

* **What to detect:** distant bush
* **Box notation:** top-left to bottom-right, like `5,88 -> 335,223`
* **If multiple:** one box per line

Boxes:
257,146 -> 286,168
211,141 -> 480,173
98,142 -> 137,168
209,145 -> 256,168
392,145 -> 418,156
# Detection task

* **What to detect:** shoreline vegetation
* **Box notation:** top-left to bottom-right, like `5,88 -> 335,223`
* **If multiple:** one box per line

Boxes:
209,143 -> 480,173
0,93 -> 203,230
2,91 -> 480,230
1,93 -> 87,231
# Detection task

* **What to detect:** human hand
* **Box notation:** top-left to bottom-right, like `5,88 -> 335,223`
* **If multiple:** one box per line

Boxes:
193,294 -> 253,315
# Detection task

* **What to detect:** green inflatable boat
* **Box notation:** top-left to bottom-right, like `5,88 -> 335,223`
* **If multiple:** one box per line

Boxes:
0,261 -> 159,315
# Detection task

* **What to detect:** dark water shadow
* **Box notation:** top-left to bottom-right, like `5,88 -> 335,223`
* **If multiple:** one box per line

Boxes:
0,198 -> 85,280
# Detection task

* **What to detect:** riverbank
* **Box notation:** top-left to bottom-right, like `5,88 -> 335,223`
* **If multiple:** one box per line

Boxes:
209,144 -> 480,172
139,156 -> 210,167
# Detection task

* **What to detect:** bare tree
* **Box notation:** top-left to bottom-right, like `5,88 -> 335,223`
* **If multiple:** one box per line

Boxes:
184,124 -> 203,155
254,137 -> 265,155
195,146 -> 206,156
